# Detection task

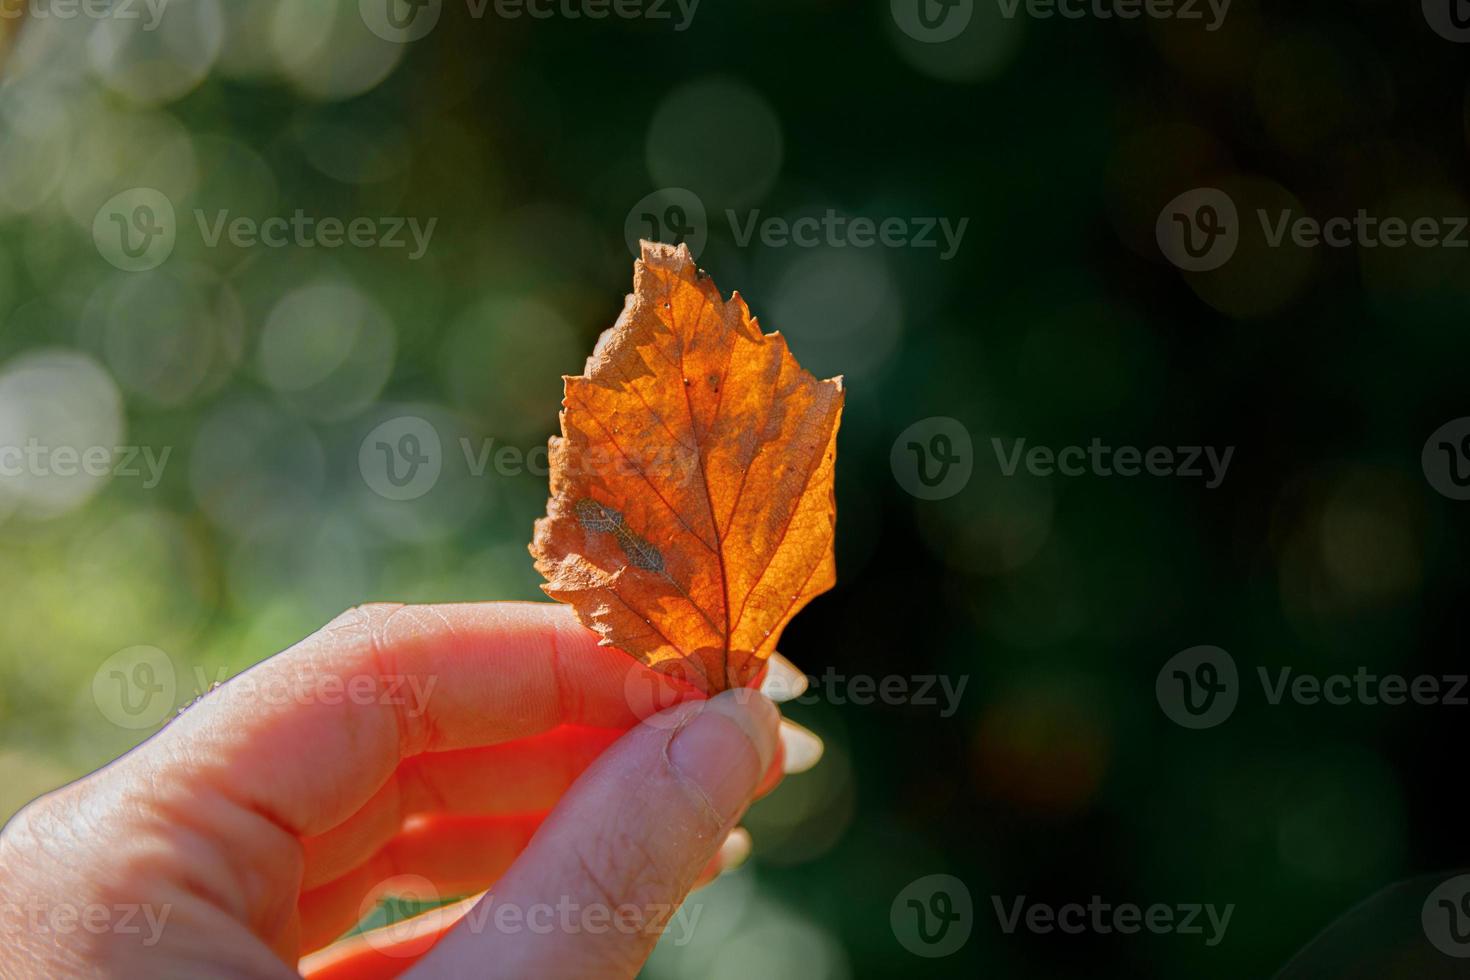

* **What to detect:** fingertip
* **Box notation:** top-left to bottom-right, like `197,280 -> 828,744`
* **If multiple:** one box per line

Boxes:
760,653 -> 807,703
777,718 -> 824,774
666,689 -> 778,824
691,827 -> 753,892
718,827 -> 752,873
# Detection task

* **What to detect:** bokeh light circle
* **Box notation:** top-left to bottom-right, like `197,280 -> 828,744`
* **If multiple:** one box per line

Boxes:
0,349 -> 124,521
259,280 -> 397,421
646,77 -> 783,209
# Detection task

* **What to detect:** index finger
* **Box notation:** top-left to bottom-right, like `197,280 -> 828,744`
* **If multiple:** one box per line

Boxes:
129,602 -> 703,838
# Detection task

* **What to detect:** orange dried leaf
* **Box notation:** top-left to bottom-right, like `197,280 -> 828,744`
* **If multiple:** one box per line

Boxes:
530,241 -> 844,693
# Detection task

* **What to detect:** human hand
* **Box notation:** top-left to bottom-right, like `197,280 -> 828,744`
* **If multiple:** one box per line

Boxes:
0,602 -> 818,978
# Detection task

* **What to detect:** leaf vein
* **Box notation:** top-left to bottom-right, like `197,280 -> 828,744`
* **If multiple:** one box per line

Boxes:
729,397 -> 839,638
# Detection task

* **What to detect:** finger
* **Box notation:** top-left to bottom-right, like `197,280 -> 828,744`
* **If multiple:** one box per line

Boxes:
303,719 -> 765,929
410,689 -> 779,979
303,734 -> 777,952
304,822 -> 756,978
299,813 -> 543,954
301,726 -> 624,890
300,827 -> 753,980
135,602 -> 704,837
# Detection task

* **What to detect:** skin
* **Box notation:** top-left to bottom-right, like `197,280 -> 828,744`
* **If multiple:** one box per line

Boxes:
0,602 -> 793,978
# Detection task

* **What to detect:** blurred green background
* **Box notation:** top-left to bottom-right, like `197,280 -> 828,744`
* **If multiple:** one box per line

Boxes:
3,0 -> 1470,976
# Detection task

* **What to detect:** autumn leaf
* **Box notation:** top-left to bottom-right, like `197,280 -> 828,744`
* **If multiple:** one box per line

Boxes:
530,241 -> 844,694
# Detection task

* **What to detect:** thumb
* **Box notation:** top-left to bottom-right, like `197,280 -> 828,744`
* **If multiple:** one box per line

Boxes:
408,688 -> 779,980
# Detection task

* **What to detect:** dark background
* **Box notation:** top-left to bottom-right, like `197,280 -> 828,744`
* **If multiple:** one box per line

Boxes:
2,0 -> 1469,976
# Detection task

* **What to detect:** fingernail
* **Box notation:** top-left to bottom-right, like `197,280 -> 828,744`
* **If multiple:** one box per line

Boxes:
778,718 -> 824,774
760,653 -> 808,703
718,827 -> 752,873
669,689 -> 778,822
